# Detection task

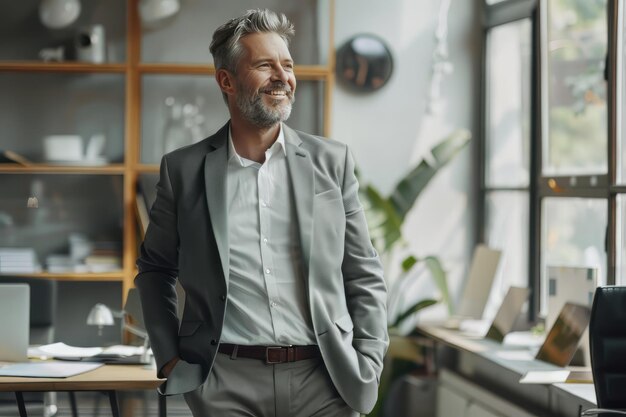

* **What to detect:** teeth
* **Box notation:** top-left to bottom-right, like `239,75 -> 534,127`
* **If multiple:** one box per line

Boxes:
267,90 -> 287,96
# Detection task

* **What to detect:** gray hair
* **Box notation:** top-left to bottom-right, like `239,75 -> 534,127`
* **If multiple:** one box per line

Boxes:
209,9 -> 295,73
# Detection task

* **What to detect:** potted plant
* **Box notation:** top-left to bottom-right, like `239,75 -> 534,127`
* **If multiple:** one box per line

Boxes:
358,129 -> 471,416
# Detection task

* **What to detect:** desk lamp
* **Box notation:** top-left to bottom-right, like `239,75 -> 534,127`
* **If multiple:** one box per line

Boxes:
86,303 -> 151,363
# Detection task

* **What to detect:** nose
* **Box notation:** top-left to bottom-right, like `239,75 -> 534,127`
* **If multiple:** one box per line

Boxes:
271,65 -> 290,85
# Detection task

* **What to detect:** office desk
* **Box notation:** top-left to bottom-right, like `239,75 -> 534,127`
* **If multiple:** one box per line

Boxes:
416,323 -> 596,417
0,364 -> 165,417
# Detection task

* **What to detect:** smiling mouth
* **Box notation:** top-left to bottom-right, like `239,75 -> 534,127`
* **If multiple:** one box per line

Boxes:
264,90 -> 289,98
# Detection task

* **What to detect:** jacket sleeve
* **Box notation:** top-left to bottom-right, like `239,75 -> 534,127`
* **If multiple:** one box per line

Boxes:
134,155 -> 181,378
340,146 -> 389,380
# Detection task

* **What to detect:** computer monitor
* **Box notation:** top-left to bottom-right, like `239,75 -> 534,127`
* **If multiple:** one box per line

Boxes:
546,266 -> 596,329
456,245 -> 502,320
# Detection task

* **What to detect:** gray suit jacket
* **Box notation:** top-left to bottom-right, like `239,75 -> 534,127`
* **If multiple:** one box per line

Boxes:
135,122 -> 388,413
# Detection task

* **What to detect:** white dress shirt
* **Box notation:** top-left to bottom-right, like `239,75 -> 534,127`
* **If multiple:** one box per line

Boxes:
221,125 -> 316,346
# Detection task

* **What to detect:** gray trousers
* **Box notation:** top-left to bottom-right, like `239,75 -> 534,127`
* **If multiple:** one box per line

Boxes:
183,352 -> 359,417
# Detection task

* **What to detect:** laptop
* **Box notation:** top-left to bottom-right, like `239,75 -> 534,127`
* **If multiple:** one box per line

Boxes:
0,284 -> 30,362
449,245 -> 502,326
485,286 -> 530,342
535,302 -> 591,367
496,302 -> 591,367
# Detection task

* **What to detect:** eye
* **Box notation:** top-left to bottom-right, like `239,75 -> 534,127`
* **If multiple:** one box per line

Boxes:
284,63 -> 294,71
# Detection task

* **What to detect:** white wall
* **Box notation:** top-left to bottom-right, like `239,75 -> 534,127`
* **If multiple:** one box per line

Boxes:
332,0 -> 482,319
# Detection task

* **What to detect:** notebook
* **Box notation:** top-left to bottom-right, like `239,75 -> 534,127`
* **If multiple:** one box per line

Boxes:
485,286 -> 530,342
0,284 -> 30,362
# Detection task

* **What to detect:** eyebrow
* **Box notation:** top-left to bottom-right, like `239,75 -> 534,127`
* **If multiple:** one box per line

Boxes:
251,57 -> 294,65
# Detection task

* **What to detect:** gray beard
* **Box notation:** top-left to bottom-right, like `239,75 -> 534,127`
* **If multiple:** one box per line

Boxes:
236,86 -> 294,128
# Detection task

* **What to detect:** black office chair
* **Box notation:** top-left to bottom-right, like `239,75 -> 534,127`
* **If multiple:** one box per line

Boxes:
581,286 -> 626,416
0,277 -> 58,417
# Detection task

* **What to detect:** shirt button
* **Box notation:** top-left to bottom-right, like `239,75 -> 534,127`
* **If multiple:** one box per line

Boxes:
263,237 -> 268,244
220,295 -> 226,301
271,301 -> 277,308
210,339 -> 218,346
261,200 -> 267,207
265,268 -> 271,274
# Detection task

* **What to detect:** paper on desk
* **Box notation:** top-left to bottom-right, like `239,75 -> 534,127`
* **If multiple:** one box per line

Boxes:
519,370 -> 570,384
101,345 -> 144,356
0,361 -> 103,378
495,350 -> 535,361
29,343 -> 103,359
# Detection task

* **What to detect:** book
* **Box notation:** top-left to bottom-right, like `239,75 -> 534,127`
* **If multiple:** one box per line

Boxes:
135,174 -> 158,238
0,150 -> 33,166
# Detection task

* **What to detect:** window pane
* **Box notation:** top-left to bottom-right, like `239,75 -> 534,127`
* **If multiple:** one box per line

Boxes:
141,0 -> 330,66
485,19 -> 532,187
483,191 -> 529,320
541,197 -> 607,314
543,0 -> 608,175
617,3 -> 626,183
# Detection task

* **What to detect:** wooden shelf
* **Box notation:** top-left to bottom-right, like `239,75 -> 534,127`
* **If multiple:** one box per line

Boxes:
138,63 -> 329,79
0,164 -> 126,174
0,272 -> 124,281
0,62 -> 331,79
135,164 -> 160,173
0,62 -> 126,73
0,0 -> 336,295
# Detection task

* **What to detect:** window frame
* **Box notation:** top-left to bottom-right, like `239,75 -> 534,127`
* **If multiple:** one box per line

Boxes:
479,0 -> 620,322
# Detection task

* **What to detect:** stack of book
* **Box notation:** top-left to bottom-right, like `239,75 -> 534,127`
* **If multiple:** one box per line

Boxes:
0,248 -> 41,273
84,241 -> 122,272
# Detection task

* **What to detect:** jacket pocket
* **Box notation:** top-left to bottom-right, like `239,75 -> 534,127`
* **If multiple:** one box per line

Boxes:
334,314 -> 354,333
314,188 -> 342,204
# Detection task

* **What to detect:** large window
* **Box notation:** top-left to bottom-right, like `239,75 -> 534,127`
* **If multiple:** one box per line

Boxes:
480,0 -> 617,321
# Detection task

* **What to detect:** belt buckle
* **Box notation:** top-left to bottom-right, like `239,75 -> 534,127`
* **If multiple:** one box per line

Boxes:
265,346 -> 284,364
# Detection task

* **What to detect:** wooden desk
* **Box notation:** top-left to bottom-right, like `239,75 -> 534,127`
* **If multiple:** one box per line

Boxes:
0,364 -> 165,417
415,323 -> 597,416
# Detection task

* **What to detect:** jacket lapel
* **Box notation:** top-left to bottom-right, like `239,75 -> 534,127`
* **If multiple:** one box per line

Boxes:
204,124 -> 230,285
284,125 -> 314,268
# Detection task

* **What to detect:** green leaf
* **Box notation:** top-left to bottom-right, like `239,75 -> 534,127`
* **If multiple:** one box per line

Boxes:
424,256 -> 453,315
391,298 -> 438,328
359,185 -> 403,253
389,129 -> 471,220
401,255 -> 418,272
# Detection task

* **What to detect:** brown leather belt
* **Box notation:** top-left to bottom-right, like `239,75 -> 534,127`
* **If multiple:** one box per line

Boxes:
218,343 -> 321,364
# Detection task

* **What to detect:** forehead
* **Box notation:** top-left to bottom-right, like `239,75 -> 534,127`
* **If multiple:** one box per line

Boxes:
239,32 -> 292,61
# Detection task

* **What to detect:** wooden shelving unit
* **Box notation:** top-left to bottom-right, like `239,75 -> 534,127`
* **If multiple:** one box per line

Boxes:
1,0 -> 335,303
0,272 -> 124,282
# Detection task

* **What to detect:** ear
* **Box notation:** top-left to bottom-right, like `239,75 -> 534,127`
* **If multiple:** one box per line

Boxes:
216,69 -> 236,97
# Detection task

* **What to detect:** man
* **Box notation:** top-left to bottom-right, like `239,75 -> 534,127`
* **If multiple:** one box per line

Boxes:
135,9 -> 388,416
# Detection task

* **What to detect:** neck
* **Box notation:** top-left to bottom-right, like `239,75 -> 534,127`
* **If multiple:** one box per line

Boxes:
230,115 -> 280,163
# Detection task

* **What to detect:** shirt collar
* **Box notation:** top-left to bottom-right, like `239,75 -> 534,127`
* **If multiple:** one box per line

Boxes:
228,124 -> 286,167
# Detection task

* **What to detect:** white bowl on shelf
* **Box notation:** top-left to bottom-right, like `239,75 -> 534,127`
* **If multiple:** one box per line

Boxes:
43,135 -> 83,162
